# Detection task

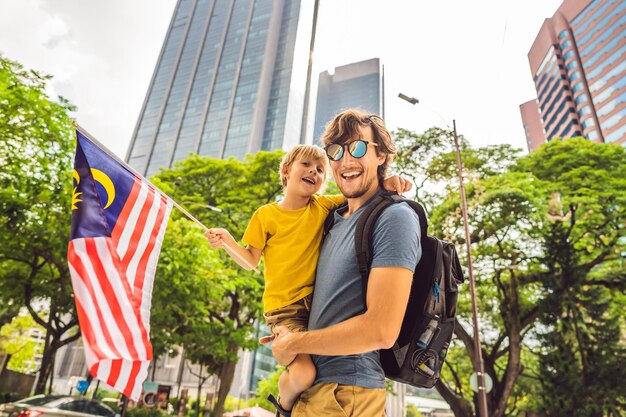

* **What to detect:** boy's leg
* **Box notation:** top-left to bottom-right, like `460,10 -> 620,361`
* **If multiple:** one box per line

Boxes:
278,353 -> 316,411
265,295 -> 314,413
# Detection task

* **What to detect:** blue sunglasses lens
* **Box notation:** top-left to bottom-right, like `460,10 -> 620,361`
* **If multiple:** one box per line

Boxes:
349,140 -> 367,158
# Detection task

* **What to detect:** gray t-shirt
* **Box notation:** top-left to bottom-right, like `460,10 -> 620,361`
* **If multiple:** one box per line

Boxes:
308,192 -> 421,388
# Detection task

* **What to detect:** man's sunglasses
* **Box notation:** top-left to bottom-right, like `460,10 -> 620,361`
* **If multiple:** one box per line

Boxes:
325,139 -> 378,161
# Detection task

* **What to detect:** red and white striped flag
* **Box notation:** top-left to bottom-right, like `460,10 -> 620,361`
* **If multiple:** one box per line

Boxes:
68,128 -> 172,400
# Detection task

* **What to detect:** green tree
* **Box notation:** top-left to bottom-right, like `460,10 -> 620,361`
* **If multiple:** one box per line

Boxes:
149,218 -> 224,362
515,138 -> 626,417
394,131 -> 625,417
0,313 -> 45,373
395,128 -> 537,417
151,151 -> 283,417
246,367 -> 281,411
405,403 -> 424,417
151,217 -> 233,416
0,56 -> 79,393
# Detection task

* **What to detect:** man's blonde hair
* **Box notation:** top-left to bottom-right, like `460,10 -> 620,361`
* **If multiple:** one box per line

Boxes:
279,145 -> 329,189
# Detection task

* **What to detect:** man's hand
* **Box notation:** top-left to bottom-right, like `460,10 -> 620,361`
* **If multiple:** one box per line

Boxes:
269,326 -> 298,366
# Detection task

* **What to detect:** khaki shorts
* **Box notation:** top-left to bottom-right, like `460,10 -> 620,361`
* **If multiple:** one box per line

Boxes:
264,294 -> 312,335
292,383 -> 386,417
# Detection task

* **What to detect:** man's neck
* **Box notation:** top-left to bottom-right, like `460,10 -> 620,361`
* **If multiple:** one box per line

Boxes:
344,185 -> 382,217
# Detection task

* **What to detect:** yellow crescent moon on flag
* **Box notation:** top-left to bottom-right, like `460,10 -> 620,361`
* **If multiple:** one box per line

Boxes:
72,169 -> 82,210
91,169 -> 116,209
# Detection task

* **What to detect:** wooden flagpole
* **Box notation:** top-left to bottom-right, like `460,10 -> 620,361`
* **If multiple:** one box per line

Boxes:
73,122 -> 260,274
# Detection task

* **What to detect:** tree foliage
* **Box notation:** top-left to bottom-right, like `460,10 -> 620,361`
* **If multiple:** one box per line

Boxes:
0,55 -> 79,392
406,403 -> 425,417
515,138 -> 626,417
393,131 -> 625,417
150,151 -> 283,417
0,313 -> 45,373
246,366 -> 282,411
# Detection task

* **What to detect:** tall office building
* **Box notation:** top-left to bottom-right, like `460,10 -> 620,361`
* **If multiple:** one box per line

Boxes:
127,0 -> 318,175
313,58 -> 384,144
520,0 -> 625,152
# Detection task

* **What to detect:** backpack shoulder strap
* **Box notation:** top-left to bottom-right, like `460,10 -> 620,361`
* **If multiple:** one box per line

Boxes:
354,194 -> 395,289
323,201 -> 347,238
354,192 -> 428,310
402,199 -> 428,238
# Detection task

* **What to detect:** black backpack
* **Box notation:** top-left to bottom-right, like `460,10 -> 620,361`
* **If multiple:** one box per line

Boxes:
324,192 -> 464,388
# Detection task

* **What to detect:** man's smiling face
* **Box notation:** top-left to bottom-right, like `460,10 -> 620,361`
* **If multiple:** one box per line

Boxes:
330,125 -> 384,200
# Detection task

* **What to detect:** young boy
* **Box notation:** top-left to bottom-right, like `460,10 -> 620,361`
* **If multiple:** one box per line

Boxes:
205,145 -> 409,416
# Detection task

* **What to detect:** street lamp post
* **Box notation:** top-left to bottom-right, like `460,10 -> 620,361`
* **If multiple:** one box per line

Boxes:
398,93 -> 489,417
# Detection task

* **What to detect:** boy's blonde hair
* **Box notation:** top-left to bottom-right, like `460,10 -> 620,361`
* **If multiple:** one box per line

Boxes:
279,144 -> 329,189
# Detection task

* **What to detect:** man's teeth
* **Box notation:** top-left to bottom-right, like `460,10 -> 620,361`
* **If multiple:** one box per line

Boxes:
342,171 -> 360,178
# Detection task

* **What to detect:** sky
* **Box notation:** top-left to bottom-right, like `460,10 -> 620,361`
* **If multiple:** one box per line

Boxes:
0,0 -> 563,159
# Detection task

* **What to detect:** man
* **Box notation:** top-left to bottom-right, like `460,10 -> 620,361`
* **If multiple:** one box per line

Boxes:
269,109 -> 422,416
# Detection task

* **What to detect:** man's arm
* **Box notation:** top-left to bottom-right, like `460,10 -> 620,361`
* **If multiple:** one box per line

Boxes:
271,265 -> 412,365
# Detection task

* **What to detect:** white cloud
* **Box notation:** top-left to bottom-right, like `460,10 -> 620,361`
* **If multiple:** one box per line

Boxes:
1,0 -> 176,158
1,0 -> 562,158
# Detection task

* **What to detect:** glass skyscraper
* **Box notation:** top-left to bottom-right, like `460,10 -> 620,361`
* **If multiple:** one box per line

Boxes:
520,0 -> 625,151
313,58 -> 384,144
126,0 -> 318,175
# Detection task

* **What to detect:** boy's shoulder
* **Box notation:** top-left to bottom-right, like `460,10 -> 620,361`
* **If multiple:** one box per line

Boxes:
252,201 -> 280,217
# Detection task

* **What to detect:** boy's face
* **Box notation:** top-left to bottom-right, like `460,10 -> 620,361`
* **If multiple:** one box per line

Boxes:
283,156 -> 326,197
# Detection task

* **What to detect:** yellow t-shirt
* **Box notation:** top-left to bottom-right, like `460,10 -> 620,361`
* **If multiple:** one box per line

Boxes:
243,194 -> 345,313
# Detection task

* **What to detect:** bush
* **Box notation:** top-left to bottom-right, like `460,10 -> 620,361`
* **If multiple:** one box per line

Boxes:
126,407 -> 170,417
406,404 -> 424,417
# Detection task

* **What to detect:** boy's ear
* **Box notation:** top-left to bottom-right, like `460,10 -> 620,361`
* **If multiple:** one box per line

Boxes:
281,165 -> 290,182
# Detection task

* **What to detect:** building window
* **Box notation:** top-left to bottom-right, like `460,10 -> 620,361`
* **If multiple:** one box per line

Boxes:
572,83 -> 584,93
578,105 -> 592,116
602,112 -> 625,131
572,0 -> 616,35
587,130 -> 599,140
605,125 -> 626,143
584,38 -> 625,68
558,29 -> 569,40
582,118 -> 595,129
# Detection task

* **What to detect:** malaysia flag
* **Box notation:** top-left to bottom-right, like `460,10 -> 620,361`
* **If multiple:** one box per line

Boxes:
68,128 -> 172,400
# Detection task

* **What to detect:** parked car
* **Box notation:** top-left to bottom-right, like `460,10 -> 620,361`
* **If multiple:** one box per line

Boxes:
0,395 -> 117,417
